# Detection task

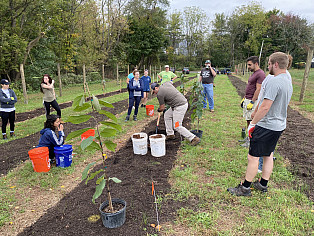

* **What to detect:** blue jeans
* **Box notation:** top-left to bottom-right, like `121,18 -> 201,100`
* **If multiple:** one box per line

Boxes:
127,96 -> 141,116
258,157 -> 263,171
202,84 -> 214,109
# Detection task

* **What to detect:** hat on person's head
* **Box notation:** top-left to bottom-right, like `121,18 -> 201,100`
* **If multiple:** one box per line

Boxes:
151,83 -> 160,90
0,79 -> 10,85
205,60 -> 211,64
165,65 -> 170,68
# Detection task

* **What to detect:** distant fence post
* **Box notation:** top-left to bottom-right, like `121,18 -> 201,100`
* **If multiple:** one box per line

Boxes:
299,47 -> 313,102
57,63 -> 62,97
116,63 -> 119,84
127,64 -> 129,75
20,64 -> 28,104
102,64 -> 105,94
83,64 -> 86,93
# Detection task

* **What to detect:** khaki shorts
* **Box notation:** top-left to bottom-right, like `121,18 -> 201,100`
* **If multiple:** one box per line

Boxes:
243,98 -> 258,120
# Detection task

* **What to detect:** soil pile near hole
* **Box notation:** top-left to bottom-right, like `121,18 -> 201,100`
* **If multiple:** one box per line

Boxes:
228,75 -> 314,200
150,134 -> 163,139
18,110 -> 193,236
132,134 -> 144,139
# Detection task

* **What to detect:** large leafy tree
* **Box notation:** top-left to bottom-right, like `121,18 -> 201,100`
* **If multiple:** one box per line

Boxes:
124,0 -> 168,68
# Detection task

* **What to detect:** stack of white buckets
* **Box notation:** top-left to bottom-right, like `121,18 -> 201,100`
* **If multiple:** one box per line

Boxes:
131,133 -> 166,157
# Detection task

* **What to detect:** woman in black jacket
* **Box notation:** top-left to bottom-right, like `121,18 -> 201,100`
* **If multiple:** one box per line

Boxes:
0,79 -> 17,140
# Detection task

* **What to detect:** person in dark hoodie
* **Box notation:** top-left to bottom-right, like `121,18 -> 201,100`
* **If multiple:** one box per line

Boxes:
37,114 -> 65,163
0,79 -> 17,140
125,70 -> 143,121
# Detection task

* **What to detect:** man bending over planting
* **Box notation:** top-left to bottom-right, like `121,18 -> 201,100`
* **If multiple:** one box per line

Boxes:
151,82 -> 200,146
227,52 -> 293,196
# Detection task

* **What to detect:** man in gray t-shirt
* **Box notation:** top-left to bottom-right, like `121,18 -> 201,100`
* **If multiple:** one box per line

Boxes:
228,52 -> 292,196
151,82 -> 200,146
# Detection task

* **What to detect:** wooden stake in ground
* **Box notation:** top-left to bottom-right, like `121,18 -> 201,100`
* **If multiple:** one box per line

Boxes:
57,63 -> 62,97
299,47 -> 313,102
83,64 -> 86,93
20,64 -> 28,104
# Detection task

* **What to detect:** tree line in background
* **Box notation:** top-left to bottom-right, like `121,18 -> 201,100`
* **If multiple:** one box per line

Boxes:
0,0 -> 313,91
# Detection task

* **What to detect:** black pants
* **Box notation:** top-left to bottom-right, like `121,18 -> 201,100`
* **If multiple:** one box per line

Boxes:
127,96 -> 141,116
1,110 -> 15,134
44,100 -> 61,117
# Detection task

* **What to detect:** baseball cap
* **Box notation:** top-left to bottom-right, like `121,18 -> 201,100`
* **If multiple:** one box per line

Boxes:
0,79 -> 10,85
151,83 -> 159,90
165,65 -> 170,68
205,60 -> 211,64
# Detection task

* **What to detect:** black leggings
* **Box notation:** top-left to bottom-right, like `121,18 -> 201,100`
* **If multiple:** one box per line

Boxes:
44,100 -> 61,117
1,110 -> 15,134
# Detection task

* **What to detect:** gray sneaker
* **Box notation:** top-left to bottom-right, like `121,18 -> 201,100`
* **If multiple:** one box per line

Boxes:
253,180 -> 268,193
227,184 -> 252,196
240,140 -> 250,148
238,137 -> 249,142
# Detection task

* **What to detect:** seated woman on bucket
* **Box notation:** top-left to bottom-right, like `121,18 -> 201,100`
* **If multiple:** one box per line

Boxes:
37,114 -> 65,164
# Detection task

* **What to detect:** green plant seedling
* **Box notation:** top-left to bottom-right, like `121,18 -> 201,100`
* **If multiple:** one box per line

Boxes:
66,89 -> 122,212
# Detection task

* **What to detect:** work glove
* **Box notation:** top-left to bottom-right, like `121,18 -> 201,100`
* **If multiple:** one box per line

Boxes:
11,97 -> 14,100
246,100 -> 254,110
240,98 -> 245,108
248,123 -> 256,138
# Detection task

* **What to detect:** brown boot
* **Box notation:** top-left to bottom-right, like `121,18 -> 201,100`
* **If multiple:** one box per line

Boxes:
3,134 -> 8,140
191,136 -> 200,146
10,131 -> 15,137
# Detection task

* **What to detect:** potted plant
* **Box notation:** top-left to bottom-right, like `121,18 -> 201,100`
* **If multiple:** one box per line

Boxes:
189,81 -> 204,138
65,92 -> 126,228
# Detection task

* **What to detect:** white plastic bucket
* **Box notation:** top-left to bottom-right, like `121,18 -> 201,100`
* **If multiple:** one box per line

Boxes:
149,134 -> 166,157
131,133 -> 148,155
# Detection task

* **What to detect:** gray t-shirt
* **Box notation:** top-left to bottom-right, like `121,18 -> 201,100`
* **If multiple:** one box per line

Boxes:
157,81 -> 187,108
257,73 -> 293,131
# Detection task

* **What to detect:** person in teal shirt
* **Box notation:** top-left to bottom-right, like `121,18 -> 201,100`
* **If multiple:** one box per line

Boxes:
158,65 -> 177,84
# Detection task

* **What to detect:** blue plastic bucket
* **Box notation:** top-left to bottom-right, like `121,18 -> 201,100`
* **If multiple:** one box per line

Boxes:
54,145 -> 73,168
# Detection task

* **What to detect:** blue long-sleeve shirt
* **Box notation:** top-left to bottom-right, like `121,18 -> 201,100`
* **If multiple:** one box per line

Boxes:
128,78 -> 144,98
37,128 -> 65,150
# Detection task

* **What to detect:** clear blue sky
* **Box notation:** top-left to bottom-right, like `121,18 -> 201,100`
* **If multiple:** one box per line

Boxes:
169,0 -> 314,24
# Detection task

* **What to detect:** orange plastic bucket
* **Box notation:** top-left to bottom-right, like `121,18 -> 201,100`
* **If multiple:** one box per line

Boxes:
81,129 -> 95,141
28,147 -> 50,172
146,105 -> 154,116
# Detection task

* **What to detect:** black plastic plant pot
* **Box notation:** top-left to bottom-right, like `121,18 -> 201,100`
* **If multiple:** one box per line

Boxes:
99,198 -> 126,228
191,129 -> 203,139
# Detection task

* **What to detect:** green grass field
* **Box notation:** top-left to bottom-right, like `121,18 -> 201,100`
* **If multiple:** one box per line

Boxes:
0,73 -> 312,235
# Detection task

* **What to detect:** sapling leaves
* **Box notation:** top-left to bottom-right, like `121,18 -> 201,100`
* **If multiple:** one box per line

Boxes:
93,178 -> 106,203
82,162 -> 97,181
73,102 -> 91,112
98,110 -> 117,122
92,95 -> 101,111
65,127 -> 91,141
99,100 -> 114,108
72,95 -> 84,108
85,169 -> 104,184
81,136 -> 94,150
109,177 -> 121,183
66,115 -> 91,124
104,140 -> 117,152
100,127 -> 117,137
84,141 -> 102,151
100,121 -> 122,131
